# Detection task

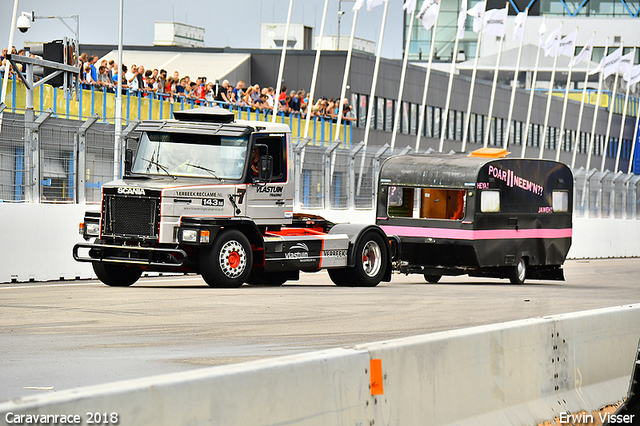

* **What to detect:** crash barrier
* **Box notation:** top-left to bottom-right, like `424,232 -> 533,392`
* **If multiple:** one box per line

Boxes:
1,304 -> 638,426
1,203 -> 640,283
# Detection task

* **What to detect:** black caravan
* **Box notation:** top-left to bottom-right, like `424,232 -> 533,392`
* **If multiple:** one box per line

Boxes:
377,149 -> 573,284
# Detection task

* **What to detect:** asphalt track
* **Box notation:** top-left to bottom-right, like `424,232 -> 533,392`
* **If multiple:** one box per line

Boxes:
1,258 -> 639,401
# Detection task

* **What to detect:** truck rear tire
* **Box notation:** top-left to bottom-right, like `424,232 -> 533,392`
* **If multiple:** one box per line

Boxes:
200,229 -> 252,288
93,262 -> 141,287
347,231 -> 387,287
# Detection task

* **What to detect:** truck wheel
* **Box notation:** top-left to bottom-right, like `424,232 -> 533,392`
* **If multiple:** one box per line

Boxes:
247,270 -> 287,286
509,257 -> 527,284
328,269 -> 350,286
200,229 -> 252,288
424,274 -> 441,283
93,262 -> 141,287
349,231 -> 387,287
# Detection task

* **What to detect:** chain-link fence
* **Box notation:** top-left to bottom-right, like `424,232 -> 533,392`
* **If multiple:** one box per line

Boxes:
1,111 -> 640,219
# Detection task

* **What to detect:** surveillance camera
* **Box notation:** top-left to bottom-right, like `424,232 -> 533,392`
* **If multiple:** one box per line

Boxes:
17,15 -> 31,33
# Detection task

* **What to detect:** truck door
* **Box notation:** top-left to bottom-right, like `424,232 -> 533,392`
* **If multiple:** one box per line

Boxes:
245,135 -> 293,224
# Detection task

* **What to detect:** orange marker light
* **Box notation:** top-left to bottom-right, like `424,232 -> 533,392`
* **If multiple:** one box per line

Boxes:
370,358 -> 384,395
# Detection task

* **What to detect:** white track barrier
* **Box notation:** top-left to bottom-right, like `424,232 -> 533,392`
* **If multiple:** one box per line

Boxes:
2,304 -> 639,426
1,204 -> 639,283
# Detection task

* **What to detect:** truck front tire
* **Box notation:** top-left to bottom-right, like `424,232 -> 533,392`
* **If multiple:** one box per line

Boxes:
200,229 -> 253,288
93,262 -> 142,287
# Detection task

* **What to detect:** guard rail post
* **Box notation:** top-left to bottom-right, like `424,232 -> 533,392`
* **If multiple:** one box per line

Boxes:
610,171 -> 624,218
598,171 -> 611,218
323,142 -> 340,209
294,138 -> 311,208
349,141 -> 365,210
75,114 -> 100,204
373,144 -> 390,209
27,108 -> 53,203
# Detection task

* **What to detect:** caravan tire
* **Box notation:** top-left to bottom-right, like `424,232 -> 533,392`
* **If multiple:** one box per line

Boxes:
348,231 -> 387,287
509,257 -> 527,285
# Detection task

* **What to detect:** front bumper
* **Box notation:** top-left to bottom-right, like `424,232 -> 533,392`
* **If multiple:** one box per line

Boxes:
73,242 -> 187,267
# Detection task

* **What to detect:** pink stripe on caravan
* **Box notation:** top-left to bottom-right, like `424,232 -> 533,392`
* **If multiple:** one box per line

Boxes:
379,225 -> 572,240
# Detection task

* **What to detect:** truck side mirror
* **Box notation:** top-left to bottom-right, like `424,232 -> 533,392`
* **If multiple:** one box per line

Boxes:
259,155 -> 273,182
124,149 -> 133,177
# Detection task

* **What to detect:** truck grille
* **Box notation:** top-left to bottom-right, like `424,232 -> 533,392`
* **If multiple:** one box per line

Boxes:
102,195 -> 160,239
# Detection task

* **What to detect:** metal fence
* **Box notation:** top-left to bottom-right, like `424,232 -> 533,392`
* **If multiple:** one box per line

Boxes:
1,111 -> 640,220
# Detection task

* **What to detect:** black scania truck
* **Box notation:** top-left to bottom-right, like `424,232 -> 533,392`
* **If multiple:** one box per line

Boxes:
376,149 -> 573,284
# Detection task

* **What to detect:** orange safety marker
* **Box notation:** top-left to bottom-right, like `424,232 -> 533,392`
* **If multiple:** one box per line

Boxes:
370,358 -> 384,395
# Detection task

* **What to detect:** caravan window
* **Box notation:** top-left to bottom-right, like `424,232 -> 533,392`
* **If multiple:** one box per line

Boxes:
388,186 -> 465,220
552,190 -> 569,212
480,190 -> 500,212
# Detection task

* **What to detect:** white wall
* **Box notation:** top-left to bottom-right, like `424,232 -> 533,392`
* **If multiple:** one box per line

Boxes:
1,304 -> 638,425
0,204 -> 637,284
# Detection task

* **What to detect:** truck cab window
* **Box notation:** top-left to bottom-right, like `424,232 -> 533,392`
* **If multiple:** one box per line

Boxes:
254,136 -> 286,182
480,190 -> 500,213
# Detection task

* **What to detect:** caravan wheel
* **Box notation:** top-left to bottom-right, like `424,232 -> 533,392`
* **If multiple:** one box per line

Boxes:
509,257 -> 527,284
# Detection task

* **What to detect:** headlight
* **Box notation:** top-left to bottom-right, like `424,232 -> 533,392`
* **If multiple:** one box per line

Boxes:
181,229 -> 198,242
85,222 -> 100,236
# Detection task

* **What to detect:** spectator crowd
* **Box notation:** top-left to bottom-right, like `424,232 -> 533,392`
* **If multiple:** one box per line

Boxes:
1,47 -> 357,123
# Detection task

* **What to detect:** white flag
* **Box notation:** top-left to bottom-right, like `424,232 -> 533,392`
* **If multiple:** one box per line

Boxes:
625,64 -> 640,86
573,37 -> 593,66
403,0 -> 417,11
538,20 -> 547,44
457,0 -> 467,40
602,46 -> 623,80
542,27 -> 561,57
367,0 -> 386,11
466,1 -> 485,33
482,7 -> 507,38
619,51 -> 634,76
353,0 -> 365,11
558,31 -> 577,57
418,0 -> 441,31
512,11 -> 527,40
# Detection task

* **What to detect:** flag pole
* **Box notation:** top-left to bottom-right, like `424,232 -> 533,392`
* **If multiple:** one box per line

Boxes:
570,32 -> 595,169
555,28 -> 578,162
539,22 -> 563,159
482,3 -> 508,149
390,6 -> 416,150
0,0 -> 20,134
415,15 -> 440,152
614,46 -> 635,172
586,37 -> 609,171
438,0 -> 465,152
272,0 -> 295,123
601,41 -> 623,172
628,102 -> 640,174
303,0 -> 330,140
504,8 -> 528,149
461,1 -> 487,153
521,15 -> 546,158
357,0 -> 389,196
334,9 -> 359,140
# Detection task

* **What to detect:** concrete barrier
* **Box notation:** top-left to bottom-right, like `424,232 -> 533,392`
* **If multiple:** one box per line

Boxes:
2,304 -> 639,426
1,204 -> 639,283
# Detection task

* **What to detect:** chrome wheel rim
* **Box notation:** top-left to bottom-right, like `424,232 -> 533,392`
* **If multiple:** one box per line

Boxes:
361,240 -> 382,278
516,259 -> 526,282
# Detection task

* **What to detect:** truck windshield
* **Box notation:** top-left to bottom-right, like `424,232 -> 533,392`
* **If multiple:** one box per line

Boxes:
132,132 -> 249,180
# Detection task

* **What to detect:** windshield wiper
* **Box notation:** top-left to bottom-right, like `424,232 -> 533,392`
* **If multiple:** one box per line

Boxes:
141,158 -> 177,180
183,163 -> 221,180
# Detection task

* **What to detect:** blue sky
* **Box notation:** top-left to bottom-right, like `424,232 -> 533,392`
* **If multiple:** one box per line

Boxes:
2,0 -> 406,59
